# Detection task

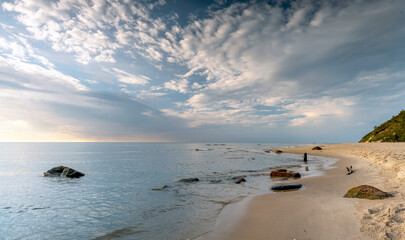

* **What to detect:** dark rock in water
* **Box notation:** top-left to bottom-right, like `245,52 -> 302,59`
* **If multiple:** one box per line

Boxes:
235,177 -> 246,184
312,146 -> 322,150
210,179 -> 222,184
271,184 -> 303,191
43,166 -> 85,178
231,175 -> 247,180
264,149 -> 282,153
270,169 -> 301,178
179,178 -> 199,183
152,185 -> 168,191
344,185 -> 393,200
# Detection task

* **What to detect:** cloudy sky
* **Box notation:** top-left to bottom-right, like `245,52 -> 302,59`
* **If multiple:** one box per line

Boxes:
0,0 -> 404,142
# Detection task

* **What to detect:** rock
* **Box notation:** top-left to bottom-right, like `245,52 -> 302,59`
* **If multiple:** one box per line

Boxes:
344,185 -> 393,200
312,146 -> 322,150
42,166 -> 85,178
210,179 -> 222,184
264,149 -> 282,153
231,175 -> 247,180
271,184 -> 303,191
152,185 -> 168,191
179,178 -> 199,183
270,169 -> 301,178
235,177 -> 246,184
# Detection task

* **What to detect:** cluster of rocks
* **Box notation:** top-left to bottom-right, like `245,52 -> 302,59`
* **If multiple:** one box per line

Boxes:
270,168 -> 303,191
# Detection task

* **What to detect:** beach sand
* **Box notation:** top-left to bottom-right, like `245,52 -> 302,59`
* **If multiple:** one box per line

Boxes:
203,143 -> 405,240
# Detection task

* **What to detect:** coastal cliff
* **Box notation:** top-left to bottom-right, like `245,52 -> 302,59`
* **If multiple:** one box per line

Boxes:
360,110 -> 405,142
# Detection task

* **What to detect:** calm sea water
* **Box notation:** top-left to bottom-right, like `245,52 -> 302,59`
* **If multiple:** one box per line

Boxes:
0,143 -> 336,240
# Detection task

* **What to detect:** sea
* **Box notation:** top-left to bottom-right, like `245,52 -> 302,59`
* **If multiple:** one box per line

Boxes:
0,143 -> 337,240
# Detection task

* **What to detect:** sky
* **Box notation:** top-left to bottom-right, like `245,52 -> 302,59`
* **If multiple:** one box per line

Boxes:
0,0 -> 404,143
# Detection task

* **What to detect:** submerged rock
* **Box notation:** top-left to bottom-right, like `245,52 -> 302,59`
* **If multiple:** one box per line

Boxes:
179,178 -> 199,183
271,184 -> 303,191
344,185 -> 393,200
264,149 -> 283,153
151,185 -> 168,191
234,177 -> 246,184
312,146 -> 322,150
270,169 -> 301,178
210,179 -> 222,184
43,166 -> 84,178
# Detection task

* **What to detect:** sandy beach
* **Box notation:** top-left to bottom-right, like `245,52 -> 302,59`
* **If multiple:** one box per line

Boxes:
205,143 -> 405,240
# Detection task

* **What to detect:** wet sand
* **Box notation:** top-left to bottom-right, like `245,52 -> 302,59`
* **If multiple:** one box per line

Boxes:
205,143 -> 405,240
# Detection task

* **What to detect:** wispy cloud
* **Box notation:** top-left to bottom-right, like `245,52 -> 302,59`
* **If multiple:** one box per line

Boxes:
113,68 -> 151,85
2,0 -> 168,64
158,0 -> 405,129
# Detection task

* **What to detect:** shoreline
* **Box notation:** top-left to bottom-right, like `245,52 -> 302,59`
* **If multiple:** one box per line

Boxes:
204,143 -> 405,240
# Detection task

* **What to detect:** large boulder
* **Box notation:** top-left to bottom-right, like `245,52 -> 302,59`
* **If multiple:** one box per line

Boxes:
312,146 -> 322,150
344,185 -> 393,200
271,184 -> 303,191
43,166 -> 85,178
270,169 -> 301,178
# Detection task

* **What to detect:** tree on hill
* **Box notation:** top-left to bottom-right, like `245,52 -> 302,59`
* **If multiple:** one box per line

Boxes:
360,110 -> 405,142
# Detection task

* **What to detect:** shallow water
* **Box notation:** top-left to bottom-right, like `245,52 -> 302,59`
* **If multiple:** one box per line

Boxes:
0,143 -> 336,240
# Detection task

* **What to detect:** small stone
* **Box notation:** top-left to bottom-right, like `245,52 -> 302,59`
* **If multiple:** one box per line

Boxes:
235,177 -> 246,184
151,185 -> 168,191
210,179 -> 222,184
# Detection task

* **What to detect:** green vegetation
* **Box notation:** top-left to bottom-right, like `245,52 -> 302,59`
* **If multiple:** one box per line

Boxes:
360,110 -> 405,142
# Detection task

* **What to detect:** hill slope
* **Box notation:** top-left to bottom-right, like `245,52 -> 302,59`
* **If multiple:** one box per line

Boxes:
360,110 -> 405,142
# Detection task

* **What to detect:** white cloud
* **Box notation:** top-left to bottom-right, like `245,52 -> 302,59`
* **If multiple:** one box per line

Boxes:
157,0 -> 405,128
163,79 -> 190,93
284,97 -> 356,127
113,68 -> 150,85
2,0 -> 168,64
0,35 -> 87,91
